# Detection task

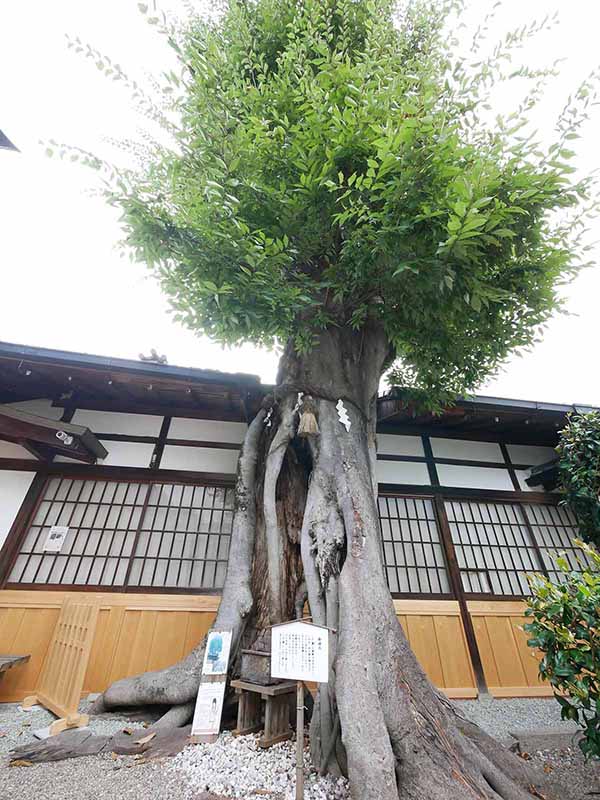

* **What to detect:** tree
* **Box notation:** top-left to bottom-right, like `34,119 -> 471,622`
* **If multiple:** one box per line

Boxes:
81,1 -> 598,797
526,540 -> 600,759
557,411 -> 600,547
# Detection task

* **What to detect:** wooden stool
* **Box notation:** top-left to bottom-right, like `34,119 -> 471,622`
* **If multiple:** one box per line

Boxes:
231,679 -> 296,748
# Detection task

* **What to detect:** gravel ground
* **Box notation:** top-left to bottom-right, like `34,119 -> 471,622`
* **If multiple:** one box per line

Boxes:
172,732 -> 349,799
454,696 -> 580,740
0,698 -> 597,800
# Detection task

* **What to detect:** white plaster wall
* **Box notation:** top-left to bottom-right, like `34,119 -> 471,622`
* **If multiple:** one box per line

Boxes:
72,409 -> 163,436
169,417 -> 247,443
160,445 -> 239,474
376,434 -> 424,457
97,441 -> 155,468
375,460 -> 430,485
431,438 -> 503,463
0,441 -> 36,460
5,399 -> 64,420
0,470 -> 35,549
436,464 -> 514,491
506,444 -> 556,467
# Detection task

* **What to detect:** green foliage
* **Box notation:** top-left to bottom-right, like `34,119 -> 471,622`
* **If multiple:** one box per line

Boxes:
526,541 -> 600,758
557,412 -> 600,547
72,0 -> 598,404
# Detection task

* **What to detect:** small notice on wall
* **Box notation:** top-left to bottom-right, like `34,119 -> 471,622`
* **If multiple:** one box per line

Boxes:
202,630 -> 232,675
42,526 -> 69,553
271,620 -> 329,683
191,680 -> 226,737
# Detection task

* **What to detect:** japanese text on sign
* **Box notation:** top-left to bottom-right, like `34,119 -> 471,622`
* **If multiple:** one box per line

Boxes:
271,621 -> 329,683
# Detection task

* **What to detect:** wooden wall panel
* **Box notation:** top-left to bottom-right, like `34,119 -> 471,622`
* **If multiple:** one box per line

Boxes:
0,591 -> 219,701
0,592 -> 478,701
468,601 -> 551,697
394,600 -> 477,698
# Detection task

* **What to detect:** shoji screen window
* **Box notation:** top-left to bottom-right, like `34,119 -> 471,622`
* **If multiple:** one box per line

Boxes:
7,477 -> 234,592
444,500 -> 543,596
522,504 -> 585,583
378,495 -> 451,596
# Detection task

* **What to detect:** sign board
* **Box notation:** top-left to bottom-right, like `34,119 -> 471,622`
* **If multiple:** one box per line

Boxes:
191,680 -> 226,737
271,620 -> 329,683
191,629 -> 233,742
201,630 -> 232,676
43,526 -> 69,553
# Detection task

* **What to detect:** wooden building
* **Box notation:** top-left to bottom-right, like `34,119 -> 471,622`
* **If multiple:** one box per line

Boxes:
0,340 -> 595,703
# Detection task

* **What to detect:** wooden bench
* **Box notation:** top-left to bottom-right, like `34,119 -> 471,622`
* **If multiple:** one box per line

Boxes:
231,679 -> 296,748
0,655 -> 30,681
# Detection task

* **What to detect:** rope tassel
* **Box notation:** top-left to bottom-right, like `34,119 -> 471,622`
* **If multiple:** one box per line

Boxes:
297,395 -> 319,438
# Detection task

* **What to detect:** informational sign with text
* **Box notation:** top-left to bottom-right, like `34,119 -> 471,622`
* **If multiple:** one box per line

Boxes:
191,680 -> 226,737
43,526 -> 69,553
271,621 -> 329,683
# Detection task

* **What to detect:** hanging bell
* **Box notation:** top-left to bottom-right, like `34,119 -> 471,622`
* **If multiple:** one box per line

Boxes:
297,395 -> 320,438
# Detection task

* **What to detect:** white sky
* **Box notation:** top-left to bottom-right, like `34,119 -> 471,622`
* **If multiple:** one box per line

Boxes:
1,0 -> 599,404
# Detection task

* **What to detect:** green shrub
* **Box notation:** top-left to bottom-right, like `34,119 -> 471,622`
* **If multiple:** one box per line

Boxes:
557,411 -> 600,547
525,540 -> 600,758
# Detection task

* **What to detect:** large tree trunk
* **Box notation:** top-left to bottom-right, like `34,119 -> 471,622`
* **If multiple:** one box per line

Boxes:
94,323 -> 567,800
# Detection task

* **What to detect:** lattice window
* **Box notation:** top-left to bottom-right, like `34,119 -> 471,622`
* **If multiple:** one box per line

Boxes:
522,504 -> 584,583
445,500 -> 542,596
127,483 -> 233,589
8,478 -> 234,591
378,496 -> 451,595
445,500 -> 583,597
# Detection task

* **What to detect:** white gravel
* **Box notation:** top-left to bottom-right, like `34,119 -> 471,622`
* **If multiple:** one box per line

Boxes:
0,697 -> 590,800
171,731 -> 349,800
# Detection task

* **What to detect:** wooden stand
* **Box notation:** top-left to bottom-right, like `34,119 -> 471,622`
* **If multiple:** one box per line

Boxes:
23,600 -> 98,736
231,679 -> 296,748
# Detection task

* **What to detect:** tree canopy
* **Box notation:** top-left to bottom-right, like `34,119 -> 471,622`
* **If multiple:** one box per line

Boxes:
557,411 -> 600,546
79,0 -> 597,405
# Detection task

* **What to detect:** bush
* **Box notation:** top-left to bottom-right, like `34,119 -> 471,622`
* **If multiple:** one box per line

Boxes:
525,540 -> 600,758
557,411 -> 600,547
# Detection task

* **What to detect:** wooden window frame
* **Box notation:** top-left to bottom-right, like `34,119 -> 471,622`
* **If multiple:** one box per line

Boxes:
0,468 -> 235,593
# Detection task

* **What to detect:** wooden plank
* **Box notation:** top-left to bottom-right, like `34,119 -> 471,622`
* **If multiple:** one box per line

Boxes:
0,607 -> 26,652
0,589 -> 221,613
148,611 -> 190,671
510,616 -> 545,687
83,608 -> 111,692
467,600 -> 528,616
108,610 -> 142,684
406,615 -> 444,687
471,616 -> 500,688
128,611 -> 160,676
433,616 -> 476,691
483,616 -> 527,688
231,679 -> 296,697
442,688 -> 478,699
2,609 -> 58,697
393,599 -> 461,615
490,686 -> 554,698
183,612 -> 213,653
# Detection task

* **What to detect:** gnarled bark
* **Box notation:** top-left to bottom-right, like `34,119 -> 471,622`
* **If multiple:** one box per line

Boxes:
93,323 -> 572,800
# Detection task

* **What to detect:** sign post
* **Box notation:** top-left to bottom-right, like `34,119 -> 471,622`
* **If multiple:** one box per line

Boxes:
271,620 -> 330,800
296,679 -> 304,800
